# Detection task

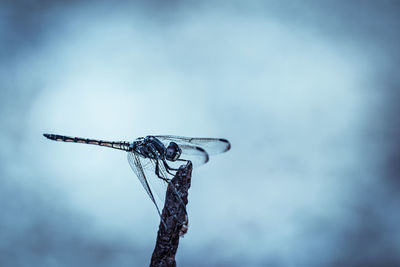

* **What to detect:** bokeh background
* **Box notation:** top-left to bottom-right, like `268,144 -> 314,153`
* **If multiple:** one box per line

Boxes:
1,1 -> 399,266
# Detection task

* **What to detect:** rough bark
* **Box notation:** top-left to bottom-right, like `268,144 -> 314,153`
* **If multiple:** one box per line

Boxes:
150,161 -> 192,267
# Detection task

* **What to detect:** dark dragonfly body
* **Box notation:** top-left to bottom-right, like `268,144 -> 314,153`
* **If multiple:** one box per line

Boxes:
43,134 -> 132,151
43,133 -> 230,222
43,134 -> 184,164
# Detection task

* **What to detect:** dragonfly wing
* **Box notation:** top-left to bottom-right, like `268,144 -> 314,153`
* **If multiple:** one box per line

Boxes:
127,152 -> 165,217
155,135 -> 231,155
155,158 -> 188,217
128,152 -> 188,223
142,158 -> 170,208
138,156 -> 187,219
178,144 -> 209,167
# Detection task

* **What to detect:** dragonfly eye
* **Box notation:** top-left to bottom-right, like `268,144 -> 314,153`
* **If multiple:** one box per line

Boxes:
166,142 -> 181,161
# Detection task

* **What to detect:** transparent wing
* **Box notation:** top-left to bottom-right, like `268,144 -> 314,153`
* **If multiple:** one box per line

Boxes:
155,135 -> 231,155
178,144 -> 209,167
127,152 -> 188,225
143,158 -> 171,210
127,152 -> 167,217
154,159 -> 188,218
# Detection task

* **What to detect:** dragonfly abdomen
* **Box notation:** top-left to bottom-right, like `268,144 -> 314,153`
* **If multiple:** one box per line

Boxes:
43,133 -> 132,151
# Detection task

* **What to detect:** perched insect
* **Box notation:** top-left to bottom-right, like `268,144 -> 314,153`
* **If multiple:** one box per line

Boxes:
43,134 -> 231,220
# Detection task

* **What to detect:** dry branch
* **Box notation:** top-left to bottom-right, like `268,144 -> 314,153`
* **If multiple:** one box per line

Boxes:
150,161 -> 192,267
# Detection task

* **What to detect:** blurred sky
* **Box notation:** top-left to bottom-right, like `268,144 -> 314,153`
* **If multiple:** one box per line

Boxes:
1,1 -> 400,266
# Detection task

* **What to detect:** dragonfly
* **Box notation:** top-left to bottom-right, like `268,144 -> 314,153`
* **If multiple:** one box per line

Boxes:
43,133 -> 231,222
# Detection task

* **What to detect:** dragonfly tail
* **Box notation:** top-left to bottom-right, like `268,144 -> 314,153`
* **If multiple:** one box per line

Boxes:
43,133 -> 131,151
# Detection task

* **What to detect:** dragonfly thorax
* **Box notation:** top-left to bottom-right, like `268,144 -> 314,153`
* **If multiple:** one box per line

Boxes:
132,136 -> 182,162
132,136 -> 168,160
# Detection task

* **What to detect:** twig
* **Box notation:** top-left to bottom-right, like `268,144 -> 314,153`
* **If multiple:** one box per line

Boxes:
150,161 -> 192,267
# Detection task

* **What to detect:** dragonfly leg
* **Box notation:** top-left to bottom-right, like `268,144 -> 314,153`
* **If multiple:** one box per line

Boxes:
162,159 -> 179,175
155,159 -> 170,183
176,158 -> 191,164
146,144 -> 170,182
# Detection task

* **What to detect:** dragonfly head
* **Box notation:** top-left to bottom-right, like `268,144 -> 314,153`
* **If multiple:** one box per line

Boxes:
166,142 -> 181,161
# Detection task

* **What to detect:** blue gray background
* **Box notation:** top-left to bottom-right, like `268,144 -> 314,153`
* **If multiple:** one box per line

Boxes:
1,1 -> 399,266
